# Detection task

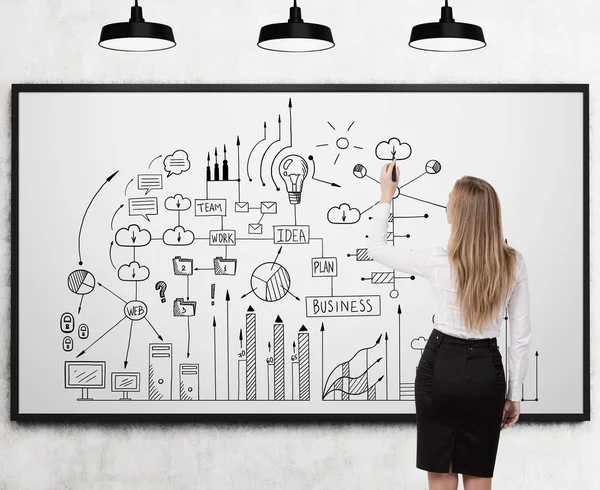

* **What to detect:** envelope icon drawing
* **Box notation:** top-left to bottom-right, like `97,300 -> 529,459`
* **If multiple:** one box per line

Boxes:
260,201 -> 277,214
248,223 -> 263,234
235,202 -> 250,213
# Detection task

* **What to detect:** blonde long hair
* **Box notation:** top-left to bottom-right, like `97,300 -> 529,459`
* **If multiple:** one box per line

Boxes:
447,176 -> 518,334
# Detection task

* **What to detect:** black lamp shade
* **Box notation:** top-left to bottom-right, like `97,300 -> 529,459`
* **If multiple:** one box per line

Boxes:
99,4 -> 176,52
258,23 -> 334,52
258,2 -> 334,53
409,3 -> 485,52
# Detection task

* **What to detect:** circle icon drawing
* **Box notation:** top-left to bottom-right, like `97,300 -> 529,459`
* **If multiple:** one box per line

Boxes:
425,159 -> 442,174
353,164 -> 367,179
250,263 -> 292,302
67,270 -> 96,295
336,137 -> 350,150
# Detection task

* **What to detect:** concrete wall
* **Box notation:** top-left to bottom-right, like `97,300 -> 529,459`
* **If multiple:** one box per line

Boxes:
0,1 -> 596,488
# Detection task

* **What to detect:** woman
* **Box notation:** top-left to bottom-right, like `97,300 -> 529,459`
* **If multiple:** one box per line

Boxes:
367,161 -> 531,489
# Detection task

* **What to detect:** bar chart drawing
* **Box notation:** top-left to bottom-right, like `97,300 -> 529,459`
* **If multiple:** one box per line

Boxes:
237,310 -> 312,402
297,325 -> 310,401
273,316 -> 285,401
245,306 -> 257,401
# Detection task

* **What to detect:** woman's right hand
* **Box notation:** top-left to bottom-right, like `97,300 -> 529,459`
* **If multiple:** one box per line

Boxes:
501,400 -> 520,430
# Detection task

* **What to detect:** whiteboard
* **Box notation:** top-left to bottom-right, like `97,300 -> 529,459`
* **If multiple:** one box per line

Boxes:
11,85 -> 589,421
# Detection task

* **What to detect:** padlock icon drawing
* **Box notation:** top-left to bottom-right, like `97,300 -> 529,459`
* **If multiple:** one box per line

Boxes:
63,336 -> 73,352
60,312 -> 74,333
78,324 -> 89,339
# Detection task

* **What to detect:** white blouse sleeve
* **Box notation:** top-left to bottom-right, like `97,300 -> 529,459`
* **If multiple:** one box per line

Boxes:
366,201 -> 434,279
505,254 -> 532,402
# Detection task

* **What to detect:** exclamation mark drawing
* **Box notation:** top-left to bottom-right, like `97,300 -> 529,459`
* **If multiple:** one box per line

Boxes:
211,283 -> 215,306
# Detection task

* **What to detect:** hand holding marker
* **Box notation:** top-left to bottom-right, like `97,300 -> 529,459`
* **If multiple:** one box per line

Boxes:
379,158 -> 399,203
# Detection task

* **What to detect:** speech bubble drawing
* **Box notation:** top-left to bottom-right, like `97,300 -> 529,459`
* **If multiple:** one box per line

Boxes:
163,150 -> 191,177
137,174 -> 163,195
128,197 -> 158,221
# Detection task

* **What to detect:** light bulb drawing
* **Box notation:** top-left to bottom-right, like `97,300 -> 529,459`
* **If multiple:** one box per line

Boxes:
278,154 -> 309,204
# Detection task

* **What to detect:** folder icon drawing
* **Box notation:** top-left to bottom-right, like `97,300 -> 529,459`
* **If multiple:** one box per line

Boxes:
213,257 -> 237,276
173,298 -> 197,317
172,256 -> 194,276
260,201 -> 277,214
235,202 -> 250,213
248,223 -> 263,234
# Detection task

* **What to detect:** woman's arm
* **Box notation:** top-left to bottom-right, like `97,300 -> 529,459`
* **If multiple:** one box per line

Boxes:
505,255 -> 532,402
366,161 -> 434,279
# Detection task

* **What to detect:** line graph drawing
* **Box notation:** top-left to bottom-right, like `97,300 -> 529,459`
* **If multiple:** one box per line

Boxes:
322,333 -> 383,401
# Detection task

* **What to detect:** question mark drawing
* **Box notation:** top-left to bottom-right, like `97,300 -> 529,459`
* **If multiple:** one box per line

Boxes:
155,281 -> 167,303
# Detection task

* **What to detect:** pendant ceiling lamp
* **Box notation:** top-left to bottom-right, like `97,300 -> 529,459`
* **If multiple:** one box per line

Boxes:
409,1 -> 485,52
99,1 -> 176,52
258,0 -> 334,53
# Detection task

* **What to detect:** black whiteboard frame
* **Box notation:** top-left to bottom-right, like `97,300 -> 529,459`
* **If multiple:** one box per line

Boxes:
10,83 -> 590,423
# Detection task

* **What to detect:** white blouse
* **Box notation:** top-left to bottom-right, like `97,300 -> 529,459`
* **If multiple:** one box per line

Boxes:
367,201 -> 531,402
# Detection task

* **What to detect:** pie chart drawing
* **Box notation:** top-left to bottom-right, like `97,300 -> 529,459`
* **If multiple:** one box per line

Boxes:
250,263 -> 291,302
67,269 -> 96,296
425,159 -> 441,174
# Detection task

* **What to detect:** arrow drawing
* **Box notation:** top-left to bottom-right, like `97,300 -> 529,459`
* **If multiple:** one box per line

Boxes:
77,170 -> 118,265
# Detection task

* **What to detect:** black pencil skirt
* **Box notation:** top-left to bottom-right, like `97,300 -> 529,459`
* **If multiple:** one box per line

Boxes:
414,327 -> 506,478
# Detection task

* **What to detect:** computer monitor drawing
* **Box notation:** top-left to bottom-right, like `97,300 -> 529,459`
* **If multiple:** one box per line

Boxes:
64,361 -> 106,400
111,372 -> 141,400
